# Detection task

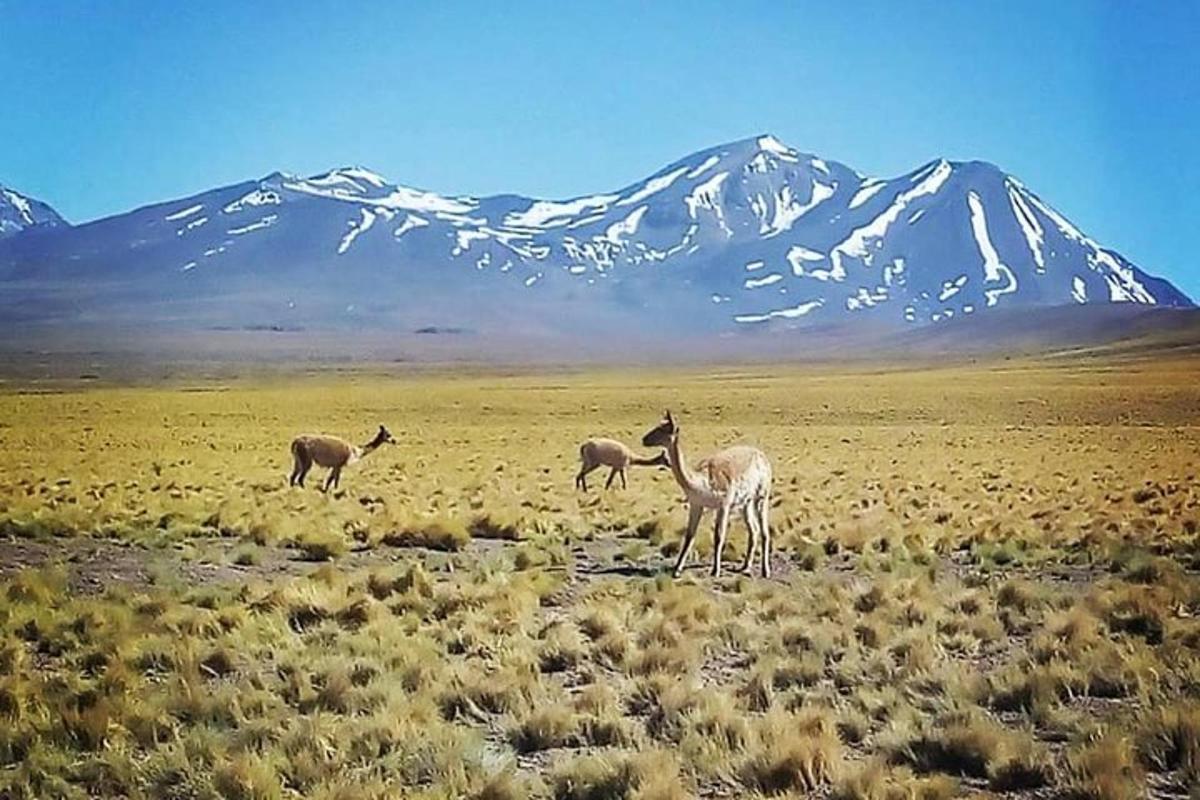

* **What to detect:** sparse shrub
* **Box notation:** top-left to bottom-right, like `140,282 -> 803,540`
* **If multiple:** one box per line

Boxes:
887,711 -> 1048,787
1064,734 -> 1145,800
579,606 -> 622,641
474,769 -> 542,800
550,750 -> 686,800
773,653 -> 823,690
213,754 -> 284,800
314,668 -> 355,713
834,759 -> 957,800
200,646 -> 237,678
1136,702 -> 1200,782
381,515 -> 470,552
855,584 -> 886,613
1103,591 -> 1165,645
742,709 -> 841,794
5,567 -> 66,605
366,562 -> 434,600
635,515 -> 673,543
231,544 -> 261,566
334,597 -> 375,629
593,629 -> 631,668
293,529 -> 347,561
539,622 -> 586,673
470,511 -> 523,541
511,703 -> 580,752
837,709 -> 871,746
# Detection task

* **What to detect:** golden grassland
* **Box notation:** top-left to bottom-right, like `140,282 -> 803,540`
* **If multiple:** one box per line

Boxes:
1,357 -> 1199,799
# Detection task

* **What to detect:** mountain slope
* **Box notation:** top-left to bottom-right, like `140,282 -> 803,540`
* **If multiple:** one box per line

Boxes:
0,136 -> 1189,334
0,185 -> 66,239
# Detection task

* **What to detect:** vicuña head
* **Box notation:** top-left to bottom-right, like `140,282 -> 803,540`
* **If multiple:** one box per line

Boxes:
642,410 -> 678,449
289,424 -> 395,492
641,409 -> 773,578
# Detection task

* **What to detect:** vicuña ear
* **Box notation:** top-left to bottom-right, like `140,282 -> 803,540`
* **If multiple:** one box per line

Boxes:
665,410 -> 674,424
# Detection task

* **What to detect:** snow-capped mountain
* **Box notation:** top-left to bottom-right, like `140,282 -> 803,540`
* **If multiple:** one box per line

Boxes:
0,135 -> 1189,333
0,185 -> 65,239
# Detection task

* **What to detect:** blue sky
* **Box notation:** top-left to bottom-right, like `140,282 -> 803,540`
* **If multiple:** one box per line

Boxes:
1,1 -> 1197,295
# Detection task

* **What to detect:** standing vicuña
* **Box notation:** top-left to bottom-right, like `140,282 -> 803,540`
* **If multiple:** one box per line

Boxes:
289,425 -> 395,491
642,411 -> 772,578
575,438 -> 668,492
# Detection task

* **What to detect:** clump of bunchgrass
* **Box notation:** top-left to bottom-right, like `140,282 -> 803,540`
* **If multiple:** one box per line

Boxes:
1064,734 -> 1145,800
741,708 -> 841,794
379,513 -> 470,552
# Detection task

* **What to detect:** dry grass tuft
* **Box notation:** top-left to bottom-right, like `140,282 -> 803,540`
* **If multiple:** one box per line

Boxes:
379,514 -> 470,552
742,709 -> 841,794
550,750 -> 688,800
1063,735 -> 1145,800
1136,702 -> 1200,782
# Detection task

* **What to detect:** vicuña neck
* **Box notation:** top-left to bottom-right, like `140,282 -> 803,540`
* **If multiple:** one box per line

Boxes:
666,433 -> 701,495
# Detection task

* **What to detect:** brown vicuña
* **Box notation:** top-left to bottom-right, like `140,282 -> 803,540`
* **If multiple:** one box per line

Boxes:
575,437 -> 669,492
289,425 -> 395,491
643,410 -> 772,578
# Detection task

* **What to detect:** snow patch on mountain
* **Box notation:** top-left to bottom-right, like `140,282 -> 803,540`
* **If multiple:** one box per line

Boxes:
618,167 -> 688,207
2,190 -> 33,222
229,215 -> 277,236
685,172 -> 729,218
848,181 -> 886,209
505,194 -> 617,229
178,216 -> 208,235
829,160 -> 953,281
337,208 -> 377,254
787,246 -> 825,276
745,273 -> 783,289
393,214 -> 429,239
762,182 -> 835,237
1018,186 -> 1156,304
735,299 -> 824,323
757,135 -> 799,162
1006,183 -> 1045,273
603,206 -> 648,244
165,203 -> 204,221
967,191 -> 1018,307
686,155 -> 720,179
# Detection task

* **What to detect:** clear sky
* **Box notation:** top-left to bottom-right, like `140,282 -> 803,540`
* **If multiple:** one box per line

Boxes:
1,1 -> 1197,295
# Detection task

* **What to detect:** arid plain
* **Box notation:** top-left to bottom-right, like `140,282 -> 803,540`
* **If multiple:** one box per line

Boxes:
1,355 -> 1198,799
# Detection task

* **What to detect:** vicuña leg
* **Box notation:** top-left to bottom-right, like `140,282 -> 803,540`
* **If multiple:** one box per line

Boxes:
712,505 -> 731,578
576,465 -> 596,492
295,454 -> 312,487
605,468 -> 618,490
672,504 -> 704,578
619,468 -> 627,489
758,495 -> 771,578
740,505 -> 760,574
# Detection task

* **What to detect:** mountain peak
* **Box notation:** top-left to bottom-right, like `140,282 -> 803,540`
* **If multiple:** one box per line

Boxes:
756,133 -> 795,154
0,185 -> 67,239
324,166 -> 391,188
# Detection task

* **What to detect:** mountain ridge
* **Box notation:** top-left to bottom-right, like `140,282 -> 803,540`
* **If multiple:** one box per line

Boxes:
0,134 -> 1190,338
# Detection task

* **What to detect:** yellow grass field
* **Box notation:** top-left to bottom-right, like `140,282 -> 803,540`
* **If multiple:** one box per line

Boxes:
1,357 -> 1199,799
